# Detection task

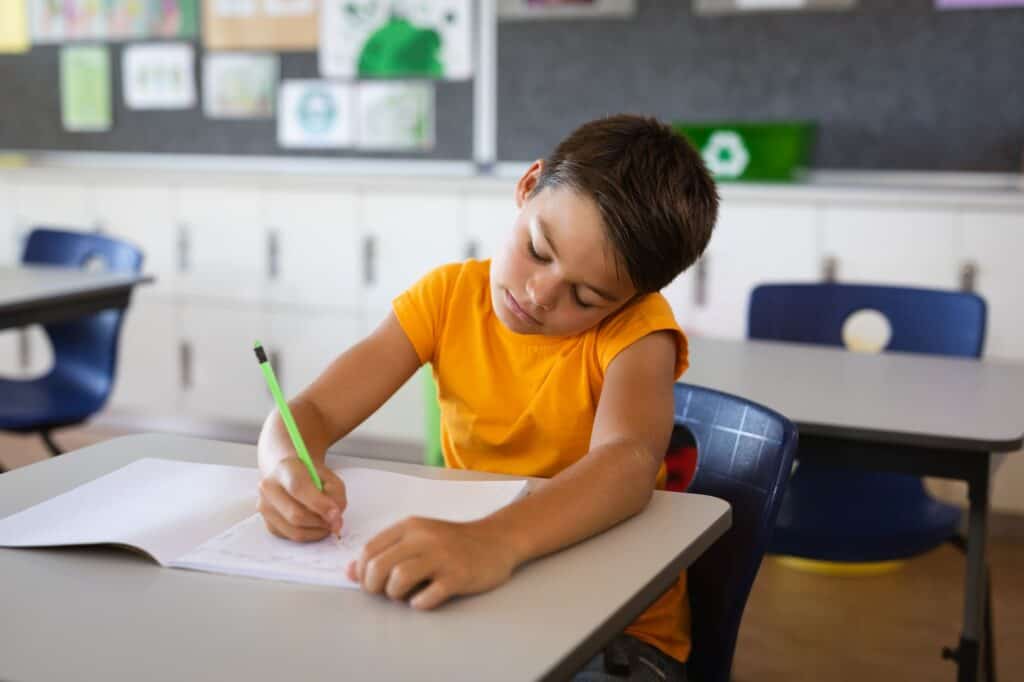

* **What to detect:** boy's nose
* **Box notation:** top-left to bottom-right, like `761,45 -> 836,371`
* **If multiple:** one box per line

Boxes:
526,276 -> 558,311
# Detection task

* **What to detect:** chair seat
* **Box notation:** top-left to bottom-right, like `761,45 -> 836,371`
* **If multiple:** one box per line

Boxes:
769,463 -> 961,562
0,373 -> 108,431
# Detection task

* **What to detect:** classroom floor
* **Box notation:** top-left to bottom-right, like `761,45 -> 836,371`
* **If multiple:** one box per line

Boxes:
1,428 -> 1021,682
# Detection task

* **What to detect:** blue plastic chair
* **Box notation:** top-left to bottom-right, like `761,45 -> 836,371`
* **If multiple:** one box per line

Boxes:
748,283 -> 986,564
0,228 -> 143,456
674,382 -> 798,682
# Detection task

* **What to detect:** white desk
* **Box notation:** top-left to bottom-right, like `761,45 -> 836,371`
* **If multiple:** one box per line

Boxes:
685,335 -> 1024,682
0,434 -> 730,682
0,264 -> 152,331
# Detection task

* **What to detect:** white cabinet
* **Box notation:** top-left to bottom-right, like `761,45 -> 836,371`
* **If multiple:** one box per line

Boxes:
93,183 -> 178,297
463,191 -> 516,260
958,209 -> 1024,362
176,186 -> 269,302
180,303 -> 273,423
822,206 -> 959,289
265,189 -> 362,309
267,308 -> 363,398
109,299 -> 180,413
677,200 -> 820,339
361,191 -> 463,314
10,178 -> 95,236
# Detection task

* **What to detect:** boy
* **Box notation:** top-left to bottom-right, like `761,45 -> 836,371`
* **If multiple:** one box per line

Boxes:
256,114 -> 718,680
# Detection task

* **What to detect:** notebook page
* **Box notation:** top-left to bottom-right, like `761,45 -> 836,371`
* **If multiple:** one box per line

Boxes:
171,467 -> 528,587
0,458 -> 259,565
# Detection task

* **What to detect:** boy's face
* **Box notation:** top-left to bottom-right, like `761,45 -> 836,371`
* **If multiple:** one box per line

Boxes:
490,161 -> 637,337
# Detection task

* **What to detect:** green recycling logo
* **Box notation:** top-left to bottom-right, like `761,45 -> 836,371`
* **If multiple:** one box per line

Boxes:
702,131 -> 750,179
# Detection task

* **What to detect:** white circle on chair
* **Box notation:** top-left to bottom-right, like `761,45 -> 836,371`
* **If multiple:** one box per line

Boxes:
82,254 -> 107,273
841,308 -> 892,353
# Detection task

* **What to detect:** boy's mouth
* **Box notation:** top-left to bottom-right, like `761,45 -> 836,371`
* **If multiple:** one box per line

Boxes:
505,290 -> 542,326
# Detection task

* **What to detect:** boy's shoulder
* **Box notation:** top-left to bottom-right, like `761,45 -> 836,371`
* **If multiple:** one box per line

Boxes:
597,292 -> 677,335
427,259 -> 489,285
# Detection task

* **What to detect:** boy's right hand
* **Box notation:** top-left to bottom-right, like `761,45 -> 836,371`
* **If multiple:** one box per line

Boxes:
257,458 -> 347,542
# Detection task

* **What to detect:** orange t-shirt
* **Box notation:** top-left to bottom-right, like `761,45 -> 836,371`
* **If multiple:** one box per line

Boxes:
393,259 -> 692,662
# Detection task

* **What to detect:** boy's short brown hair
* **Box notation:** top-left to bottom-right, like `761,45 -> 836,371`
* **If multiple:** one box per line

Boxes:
530,114 -> 719,295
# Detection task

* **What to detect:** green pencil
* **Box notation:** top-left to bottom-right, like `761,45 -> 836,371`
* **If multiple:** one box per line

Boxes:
253,341 -> 323,492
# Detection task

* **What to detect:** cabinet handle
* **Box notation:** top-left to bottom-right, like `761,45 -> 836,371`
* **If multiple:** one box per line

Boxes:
177,224 -> 190,273
363,235 -> 376,286
694,256 -> 708,307
822,255 -> 838,282
960,261 -> 978,293
465,239 -> 480,260
17,329 -> 30,371
267,228 -> 280,280
179,340 -> 192,390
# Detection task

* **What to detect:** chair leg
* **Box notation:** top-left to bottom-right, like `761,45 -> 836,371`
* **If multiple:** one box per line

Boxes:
948,535 -> 997,682
39,429 -> 63,456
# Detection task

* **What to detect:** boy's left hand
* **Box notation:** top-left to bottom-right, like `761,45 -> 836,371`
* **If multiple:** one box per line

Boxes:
346,517 -> 518,610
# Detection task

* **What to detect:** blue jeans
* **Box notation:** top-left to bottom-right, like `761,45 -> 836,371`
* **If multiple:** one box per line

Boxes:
572,635 -> 688,682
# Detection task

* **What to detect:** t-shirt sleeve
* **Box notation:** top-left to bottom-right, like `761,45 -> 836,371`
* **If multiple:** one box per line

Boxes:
595,293 -> 689,379
392,262 -> 462,365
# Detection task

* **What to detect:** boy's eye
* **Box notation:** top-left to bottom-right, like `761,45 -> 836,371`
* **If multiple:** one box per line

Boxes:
527,240 -> 549,262
573,287 -> 593,309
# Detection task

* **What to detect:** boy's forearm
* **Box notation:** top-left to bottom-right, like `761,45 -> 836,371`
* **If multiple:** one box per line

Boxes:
472,439 -> 662,567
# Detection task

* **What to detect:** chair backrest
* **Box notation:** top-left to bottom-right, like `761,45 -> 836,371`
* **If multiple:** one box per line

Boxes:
675,382 -> 798,682
22,228 -> 144,405
748,282 -> 986,358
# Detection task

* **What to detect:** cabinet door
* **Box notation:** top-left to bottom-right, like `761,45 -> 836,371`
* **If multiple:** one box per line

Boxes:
265,189 -> 362,309
821,206 -> 959,289
93,183 -> 178,297
108,298 -> 180,414
11,178 -> 96,236
361,191 -> 463,313
267,308 -> 362,399
680,200 -> 819,339
463,191 -> 516,261
176,186 -> 268,302
959,209 -> 1024,363
180,303 -> 273,423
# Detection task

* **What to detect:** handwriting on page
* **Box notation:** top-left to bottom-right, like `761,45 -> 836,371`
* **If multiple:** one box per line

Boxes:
173,514 -> 364,587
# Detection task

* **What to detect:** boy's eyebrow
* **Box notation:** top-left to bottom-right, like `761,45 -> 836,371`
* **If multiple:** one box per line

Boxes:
536,218 -> 620,303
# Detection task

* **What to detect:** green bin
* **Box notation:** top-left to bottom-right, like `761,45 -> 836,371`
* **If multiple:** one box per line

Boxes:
422,365 -> 444,467
673,121 -> 815,182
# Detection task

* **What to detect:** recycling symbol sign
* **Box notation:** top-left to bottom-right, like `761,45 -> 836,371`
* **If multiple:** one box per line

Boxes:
701,130 -> 750,179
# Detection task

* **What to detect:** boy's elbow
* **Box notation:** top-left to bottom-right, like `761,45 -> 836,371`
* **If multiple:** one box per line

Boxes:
623,439 -> 662,509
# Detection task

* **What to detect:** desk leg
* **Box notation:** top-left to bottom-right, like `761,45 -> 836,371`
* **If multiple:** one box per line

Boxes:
951,455 -> 990,682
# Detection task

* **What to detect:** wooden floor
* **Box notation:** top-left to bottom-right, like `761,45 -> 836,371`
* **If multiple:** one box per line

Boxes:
1,428 -> 1021,681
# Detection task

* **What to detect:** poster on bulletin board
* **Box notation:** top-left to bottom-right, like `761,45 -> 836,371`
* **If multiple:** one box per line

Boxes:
203,0 -> 319,51
319,0 -> 472,80
694,0 -> 855,14
936,0 -> 1024,8
29,0 -> 198,43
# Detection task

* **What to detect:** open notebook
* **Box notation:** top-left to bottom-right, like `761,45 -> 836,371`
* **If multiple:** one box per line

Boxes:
0,458 -> 528,587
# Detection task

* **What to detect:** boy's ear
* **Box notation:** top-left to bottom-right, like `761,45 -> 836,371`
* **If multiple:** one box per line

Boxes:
515,160 -> 544,209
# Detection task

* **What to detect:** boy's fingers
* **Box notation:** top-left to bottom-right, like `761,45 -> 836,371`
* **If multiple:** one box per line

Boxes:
259,479 -> 329,530
280,460 -> 342,529
363,543 -> 422,595
355,524 -> 406,588
409,580 -> 453,610
385,557 -> 434,601
260,501 -> 331,543
320,469 -> 348,514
